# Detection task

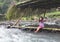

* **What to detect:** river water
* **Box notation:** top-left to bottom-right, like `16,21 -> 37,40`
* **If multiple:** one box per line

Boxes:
0,25 -> 60,42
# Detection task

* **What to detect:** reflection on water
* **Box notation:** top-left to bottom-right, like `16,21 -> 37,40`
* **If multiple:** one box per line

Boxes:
0,25 -> 60,42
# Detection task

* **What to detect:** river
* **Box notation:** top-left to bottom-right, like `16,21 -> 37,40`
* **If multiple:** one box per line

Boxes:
0,25 -> 60,42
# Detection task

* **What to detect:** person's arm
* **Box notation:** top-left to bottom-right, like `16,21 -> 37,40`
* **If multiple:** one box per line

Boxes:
34,18 -> 39,22
43,17 -> 48,22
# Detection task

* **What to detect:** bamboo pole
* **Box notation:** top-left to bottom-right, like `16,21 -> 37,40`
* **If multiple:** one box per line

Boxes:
13,8 -> 27,26
13,14 -> 23,26
44,9 -> 46,18
10,26 -> 60,31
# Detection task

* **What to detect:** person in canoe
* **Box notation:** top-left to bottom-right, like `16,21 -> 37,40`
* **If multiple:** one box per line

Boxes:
35,16 -> 47,33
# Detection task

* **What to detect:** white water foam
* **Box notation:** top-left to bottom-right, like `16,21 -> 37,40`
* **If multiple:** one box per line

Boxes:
0,25 -> 59,42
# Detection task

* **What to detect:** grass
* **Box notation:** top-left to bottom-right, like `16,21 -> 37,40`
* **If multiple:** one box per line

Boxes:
43,11 -> 60,18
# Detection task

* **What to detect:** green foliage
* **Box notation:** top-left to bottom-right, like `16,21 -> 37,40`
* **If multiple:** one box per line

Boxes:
46,11 -> 60,17
0,0 -> 20,14
5,5 -> 17,20
41,11 -> 60,18
5,0 -> 60,20
5,4 -> 25,20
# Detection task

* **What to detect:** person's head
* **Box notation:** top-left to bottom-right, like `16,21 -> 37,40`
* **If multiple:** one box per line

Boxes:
39,16 -> 43,22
